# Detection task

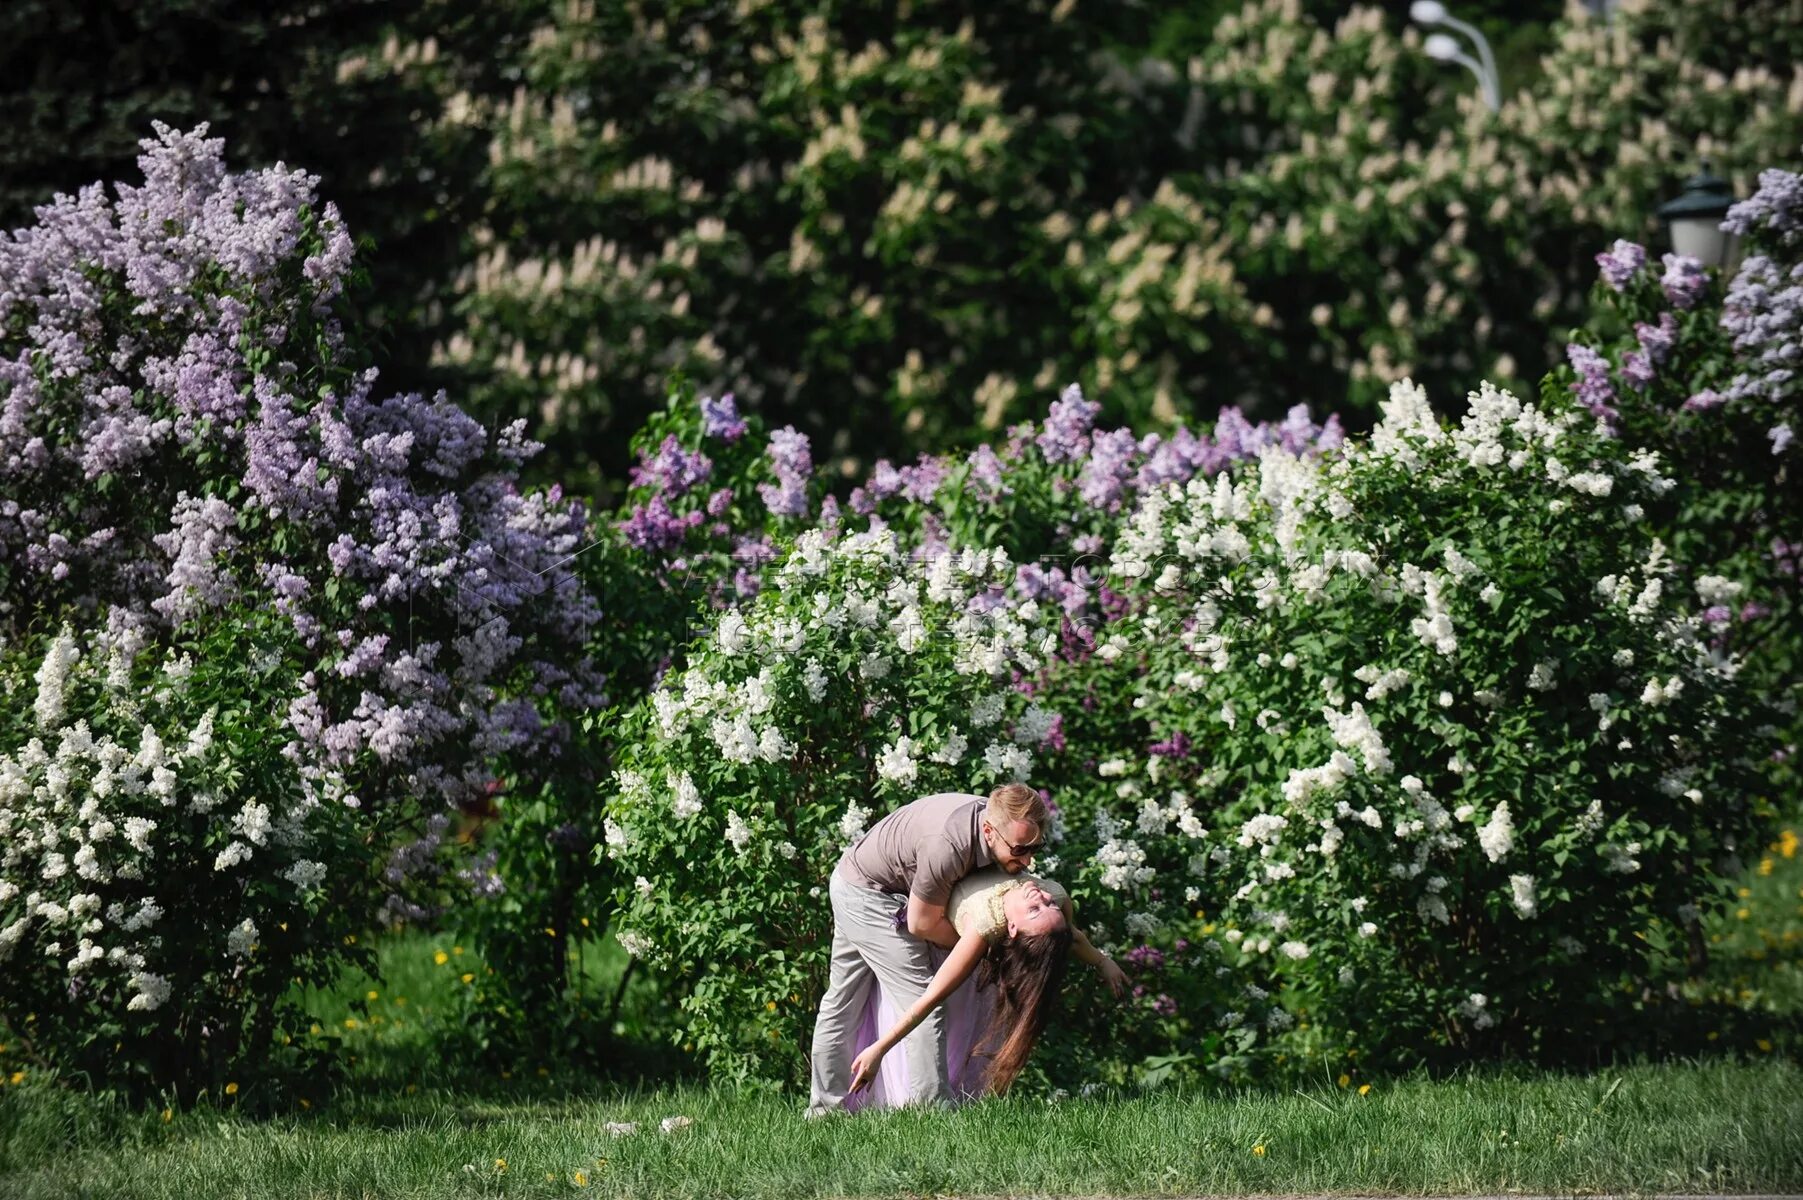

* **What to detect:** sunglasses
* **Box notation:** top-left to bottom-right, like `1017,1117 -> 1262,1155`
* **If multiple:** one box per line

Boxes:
987,825 -> 1044,857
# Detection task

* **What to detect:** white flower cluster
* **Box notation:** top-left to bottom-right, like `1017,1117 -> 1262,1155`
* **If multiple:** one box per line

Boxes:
1476,802 -> 1515,863
635,531 -> 1059,802
1456,991 -> 1496,1031
1092,809 -> 1156,891
1,628 -> 331,1017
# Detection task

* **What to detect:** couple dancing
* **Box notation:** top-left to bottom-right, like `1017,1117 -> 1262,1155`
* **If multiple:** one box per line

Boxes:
805,783 -> 1127,1115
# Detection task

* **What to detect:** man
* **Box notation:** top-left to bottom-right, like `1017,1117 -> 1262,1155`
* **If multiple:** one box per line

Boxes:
804,782 -> 1046,1116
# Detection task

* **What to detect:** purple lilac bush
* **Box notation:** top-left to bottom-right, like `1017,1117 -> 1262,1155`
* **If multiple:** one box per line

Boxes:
612,381 -> 1343,644
0,125 -> 604,920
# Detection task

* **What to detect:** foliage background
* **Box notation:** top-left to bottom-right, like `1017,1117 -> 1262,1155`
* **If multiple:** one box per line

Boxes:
0,0 -> 1798,1103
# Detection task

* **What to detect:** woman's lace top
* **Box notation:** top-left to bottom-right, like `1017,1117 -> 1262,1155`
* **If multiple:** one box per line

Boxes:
948,866 -> 1070,942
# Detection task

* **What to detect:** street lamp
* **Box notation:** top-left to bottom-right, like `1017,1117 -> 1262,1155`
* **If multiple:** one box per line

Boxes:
1656,162 -> 1741,269
1411,1 -> 1500,112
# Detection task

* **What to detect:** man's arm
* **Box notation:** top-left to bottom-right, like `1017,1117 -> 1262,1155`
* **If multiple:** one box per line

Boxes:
905,894 -> 961,949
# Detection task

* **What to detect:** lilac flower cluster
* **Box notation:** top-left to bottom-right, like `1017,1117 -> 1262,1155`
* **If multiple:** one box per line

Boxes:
630,436 -> 714,494
965,444 -> 1011,501
1036,384 -> 1102,463
1724,167 -> 1803,250
758,426 -> 813,517
1565,343 -> 1619,424
0,126 -> 605,911
1623,312 -> 1679,390
848,455 -> 951,514
700,392 -> 748,441
1719,169 -> 1803,431
1661,253 -> 1709,310
1595,239 -> 1647,291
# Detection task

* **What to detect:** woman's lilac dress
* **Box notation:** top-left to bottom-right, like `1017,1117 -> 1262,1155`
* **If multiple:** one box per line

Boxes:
841,869 -> 1066,1111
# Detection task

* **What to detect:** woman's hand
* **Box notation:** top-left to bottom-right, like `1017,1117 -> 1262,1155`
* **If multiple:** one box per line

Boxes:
1096,956 -> 1129,999
849,1043 -> 886,1093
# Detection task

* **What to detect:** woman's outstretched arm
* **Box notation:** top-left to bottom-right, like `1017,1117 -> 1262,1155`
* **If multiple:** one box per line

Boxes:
1057,894 -> 1129,998
848,929 -> 989,1092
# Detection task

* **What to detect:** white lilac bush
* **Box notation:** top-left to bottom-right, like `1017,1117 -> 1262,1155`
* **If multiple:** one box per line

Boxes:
0,606 -> 379,1096
597,525 -> 1073,1082
594,361 -> 1779,1085
1077,378 -> 1774,1069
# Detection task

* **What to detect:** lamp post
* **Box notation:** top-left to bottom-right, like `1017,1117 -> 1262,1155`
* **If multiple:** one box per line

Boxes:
1656,162 -> 1741,269
1411,1 -> 1500,112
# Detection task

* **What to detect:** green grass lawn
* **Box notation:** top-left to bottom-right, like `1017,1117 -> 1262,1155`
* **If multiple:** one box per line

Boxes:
2,824 -> 1800,1198
2,1061 -> 1800,1199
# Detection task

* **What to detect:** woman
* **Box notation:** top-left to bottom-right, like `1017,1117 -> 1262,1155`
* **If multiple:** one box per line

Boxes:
845,866 -> 1127,1105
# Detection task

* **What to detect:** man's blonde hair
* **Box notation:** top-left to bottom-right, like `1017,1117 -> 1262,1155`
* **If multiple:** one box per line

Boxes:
986,782 -> 1046,833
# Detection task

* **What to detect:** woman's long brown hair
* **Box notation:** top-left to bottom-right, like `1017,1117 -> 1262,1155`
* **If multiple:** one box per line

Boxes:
974,923 -> 1073,1093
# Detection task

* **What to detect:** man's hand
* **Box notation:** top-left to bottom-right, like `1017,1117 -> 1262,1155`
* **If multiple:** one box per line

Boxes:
904,895 -> 960,949
849,1044 -> 885,1093
1097,956 -> 1129,999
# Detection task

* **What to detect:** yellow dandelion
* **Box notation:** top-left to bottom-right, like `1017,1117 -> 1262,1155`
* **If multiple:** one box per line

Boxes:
434,951 -> 449,965
1738,886 -> 1753,898
1252,1144 -> 1267,1157
1775,828 -> 1798,858
366,989 -> 379,1001
1738,908 -> 1752,920
462,973 -> 475,984
1759,858 -> 1775,877
1757,1038 -> 1773,1052
344,1018 -> 359,1030
574,1171 -> 590,1187
453,946 -> 464,956
545,927 -> 557,937
224,1082 -> 239,1096
310,1023 -> 321,1035
1337,1073 -> 1351,1088
581,917 -> 591,928
766,1001 -> 777,1012
161,1107 -> 173,1122
7,1071 -> 21,1085
494,1158 -> 506,1172
1358,1084 -> 1372,1096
